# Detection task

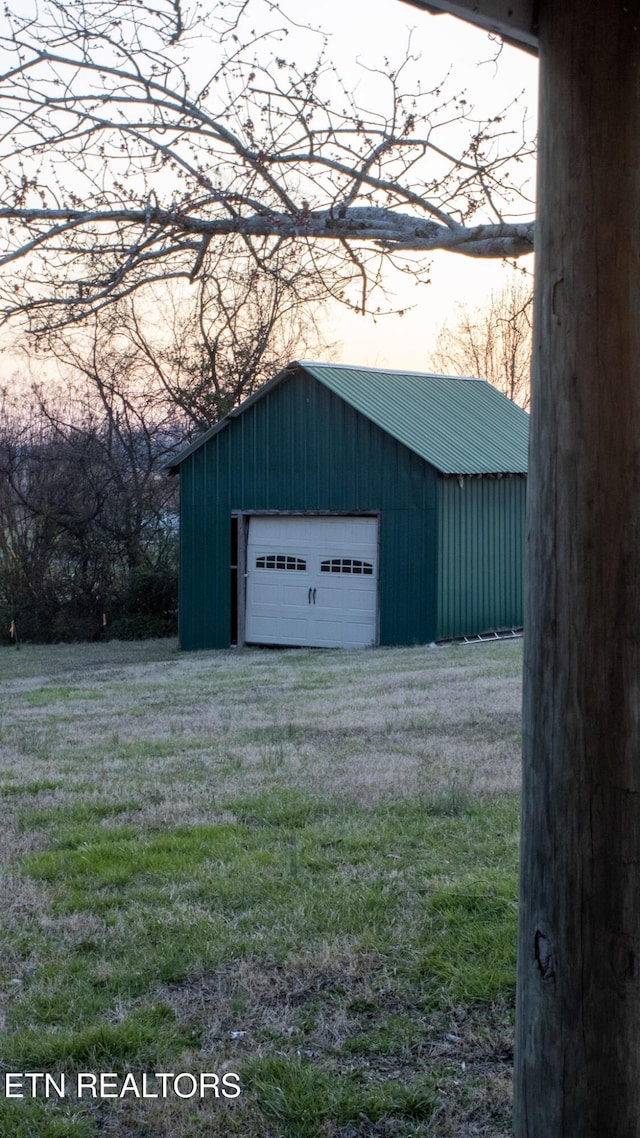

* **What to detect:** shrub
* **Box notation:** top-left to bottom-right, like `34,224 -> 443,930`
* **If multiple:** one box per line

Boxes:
106,565 -> 178,641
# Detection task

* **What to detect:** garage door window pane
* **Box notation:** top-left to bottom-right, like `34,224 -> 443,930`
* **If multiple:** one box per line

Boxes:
256,555 -> 306,570
320,558 -> 373,575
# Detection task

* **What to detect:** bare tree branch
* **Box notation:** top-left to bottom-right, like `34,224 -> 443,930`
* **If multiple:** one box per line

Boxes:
0,0 -> 536,330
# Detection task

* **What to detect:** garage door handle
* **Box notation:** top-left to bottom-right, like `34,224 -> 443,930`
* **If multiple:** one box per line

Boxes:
308,587 -> 312,605
312,588 -> 316,604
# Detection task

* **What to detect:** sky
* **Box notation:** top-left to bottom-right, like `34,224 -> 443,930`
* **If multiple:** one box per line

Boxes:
296,0 -> 539,370
0,0 -> 539,381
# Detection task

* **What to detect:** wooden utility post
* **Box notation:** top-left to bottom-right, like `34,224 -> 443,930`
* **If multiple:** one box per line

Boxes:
404,0 -> 640,1133
516,1 -> 640,1133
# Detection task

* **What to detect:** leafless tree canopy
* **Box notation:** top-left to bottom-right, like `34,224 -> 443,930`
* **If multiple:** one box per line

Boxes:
0,0 -> 535,330
118,276 -> 332,435
50,246 -> 335,435
429,277 -> 532,407
0,350 -> 182,641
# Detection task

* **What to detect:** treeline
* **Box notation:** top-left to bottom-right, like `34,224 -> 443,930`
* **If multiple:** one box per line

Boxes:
0,384 -> 182,644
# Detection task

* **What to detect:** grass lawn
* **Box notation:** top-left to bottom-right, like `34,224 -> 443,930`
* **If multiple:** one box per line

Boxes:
0,638 -> 522,1137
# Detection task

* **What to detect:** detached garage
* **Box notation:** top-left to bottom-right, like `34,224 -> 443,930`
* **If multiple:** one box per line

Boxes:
169,361 -> 529,650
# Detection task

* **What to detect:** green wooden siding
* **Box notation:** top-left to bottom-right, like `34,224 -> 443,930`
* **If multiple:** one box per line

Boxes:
178,369 -> 439,649
436,474 -> 526,639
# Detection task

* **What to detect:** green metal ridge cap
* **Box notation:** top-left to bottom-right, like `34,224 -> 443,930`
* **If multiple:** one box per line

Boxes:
299,361 -> 529,475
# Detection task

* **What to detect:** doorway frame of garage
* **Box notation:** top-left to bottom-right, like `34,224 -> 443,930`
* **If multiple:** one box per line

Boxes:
231,509 -> 382,649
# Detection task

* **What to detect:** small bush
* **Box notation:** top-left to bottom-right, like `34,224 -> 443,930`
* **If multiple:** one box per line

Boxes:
106,565 -> 178,640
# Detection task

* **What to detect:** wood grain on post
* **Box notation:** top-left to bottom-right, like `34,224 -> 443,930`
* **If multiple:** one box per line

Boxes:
515,1 -> 640,1134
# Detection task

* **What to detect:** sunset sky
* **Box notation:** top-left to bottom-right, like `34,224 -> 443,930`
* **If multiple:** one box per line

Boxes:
305,0 -> 538,369
0,0 -> 539,379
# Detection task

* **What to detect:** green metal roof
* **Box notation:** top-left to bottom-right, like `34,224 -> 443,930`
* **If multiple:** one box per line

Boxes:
169,361 -> 529,475
303,363 -> 528,475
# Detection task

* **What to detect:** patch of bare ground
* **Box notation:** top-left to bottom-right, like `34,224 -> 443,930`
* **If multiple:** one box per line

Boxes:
149,950 -> 513,1138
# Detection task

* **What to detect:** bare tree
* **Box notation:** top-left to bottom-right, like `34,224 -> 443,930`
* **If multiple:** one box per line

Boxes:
0,0 -> 535,331
0,392 -> 64,632
98,240 -> 336,433
429,277 -> 532,407
0,364 -> 181,641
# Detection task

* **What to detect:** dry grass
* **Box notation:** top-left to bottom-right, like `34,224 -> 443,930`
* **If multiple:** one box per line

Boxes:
0,638 -> 522,825
0,637 -> 523,1137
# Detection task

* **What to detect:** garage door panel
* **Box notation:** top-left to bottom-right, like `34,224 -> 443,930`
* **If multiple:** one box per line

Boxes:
250,579 -> 309,606
344,592 -> 377,615
316,590 -> 376,615
249,616 -> 309,645
245,516 -> 378,648
317,579 -> 376,609
313,618 -> 377,648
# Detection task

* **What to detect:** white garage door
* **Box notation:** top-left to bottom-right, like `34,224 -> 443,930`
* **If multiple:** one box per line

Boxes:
245,516 -> 378,648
